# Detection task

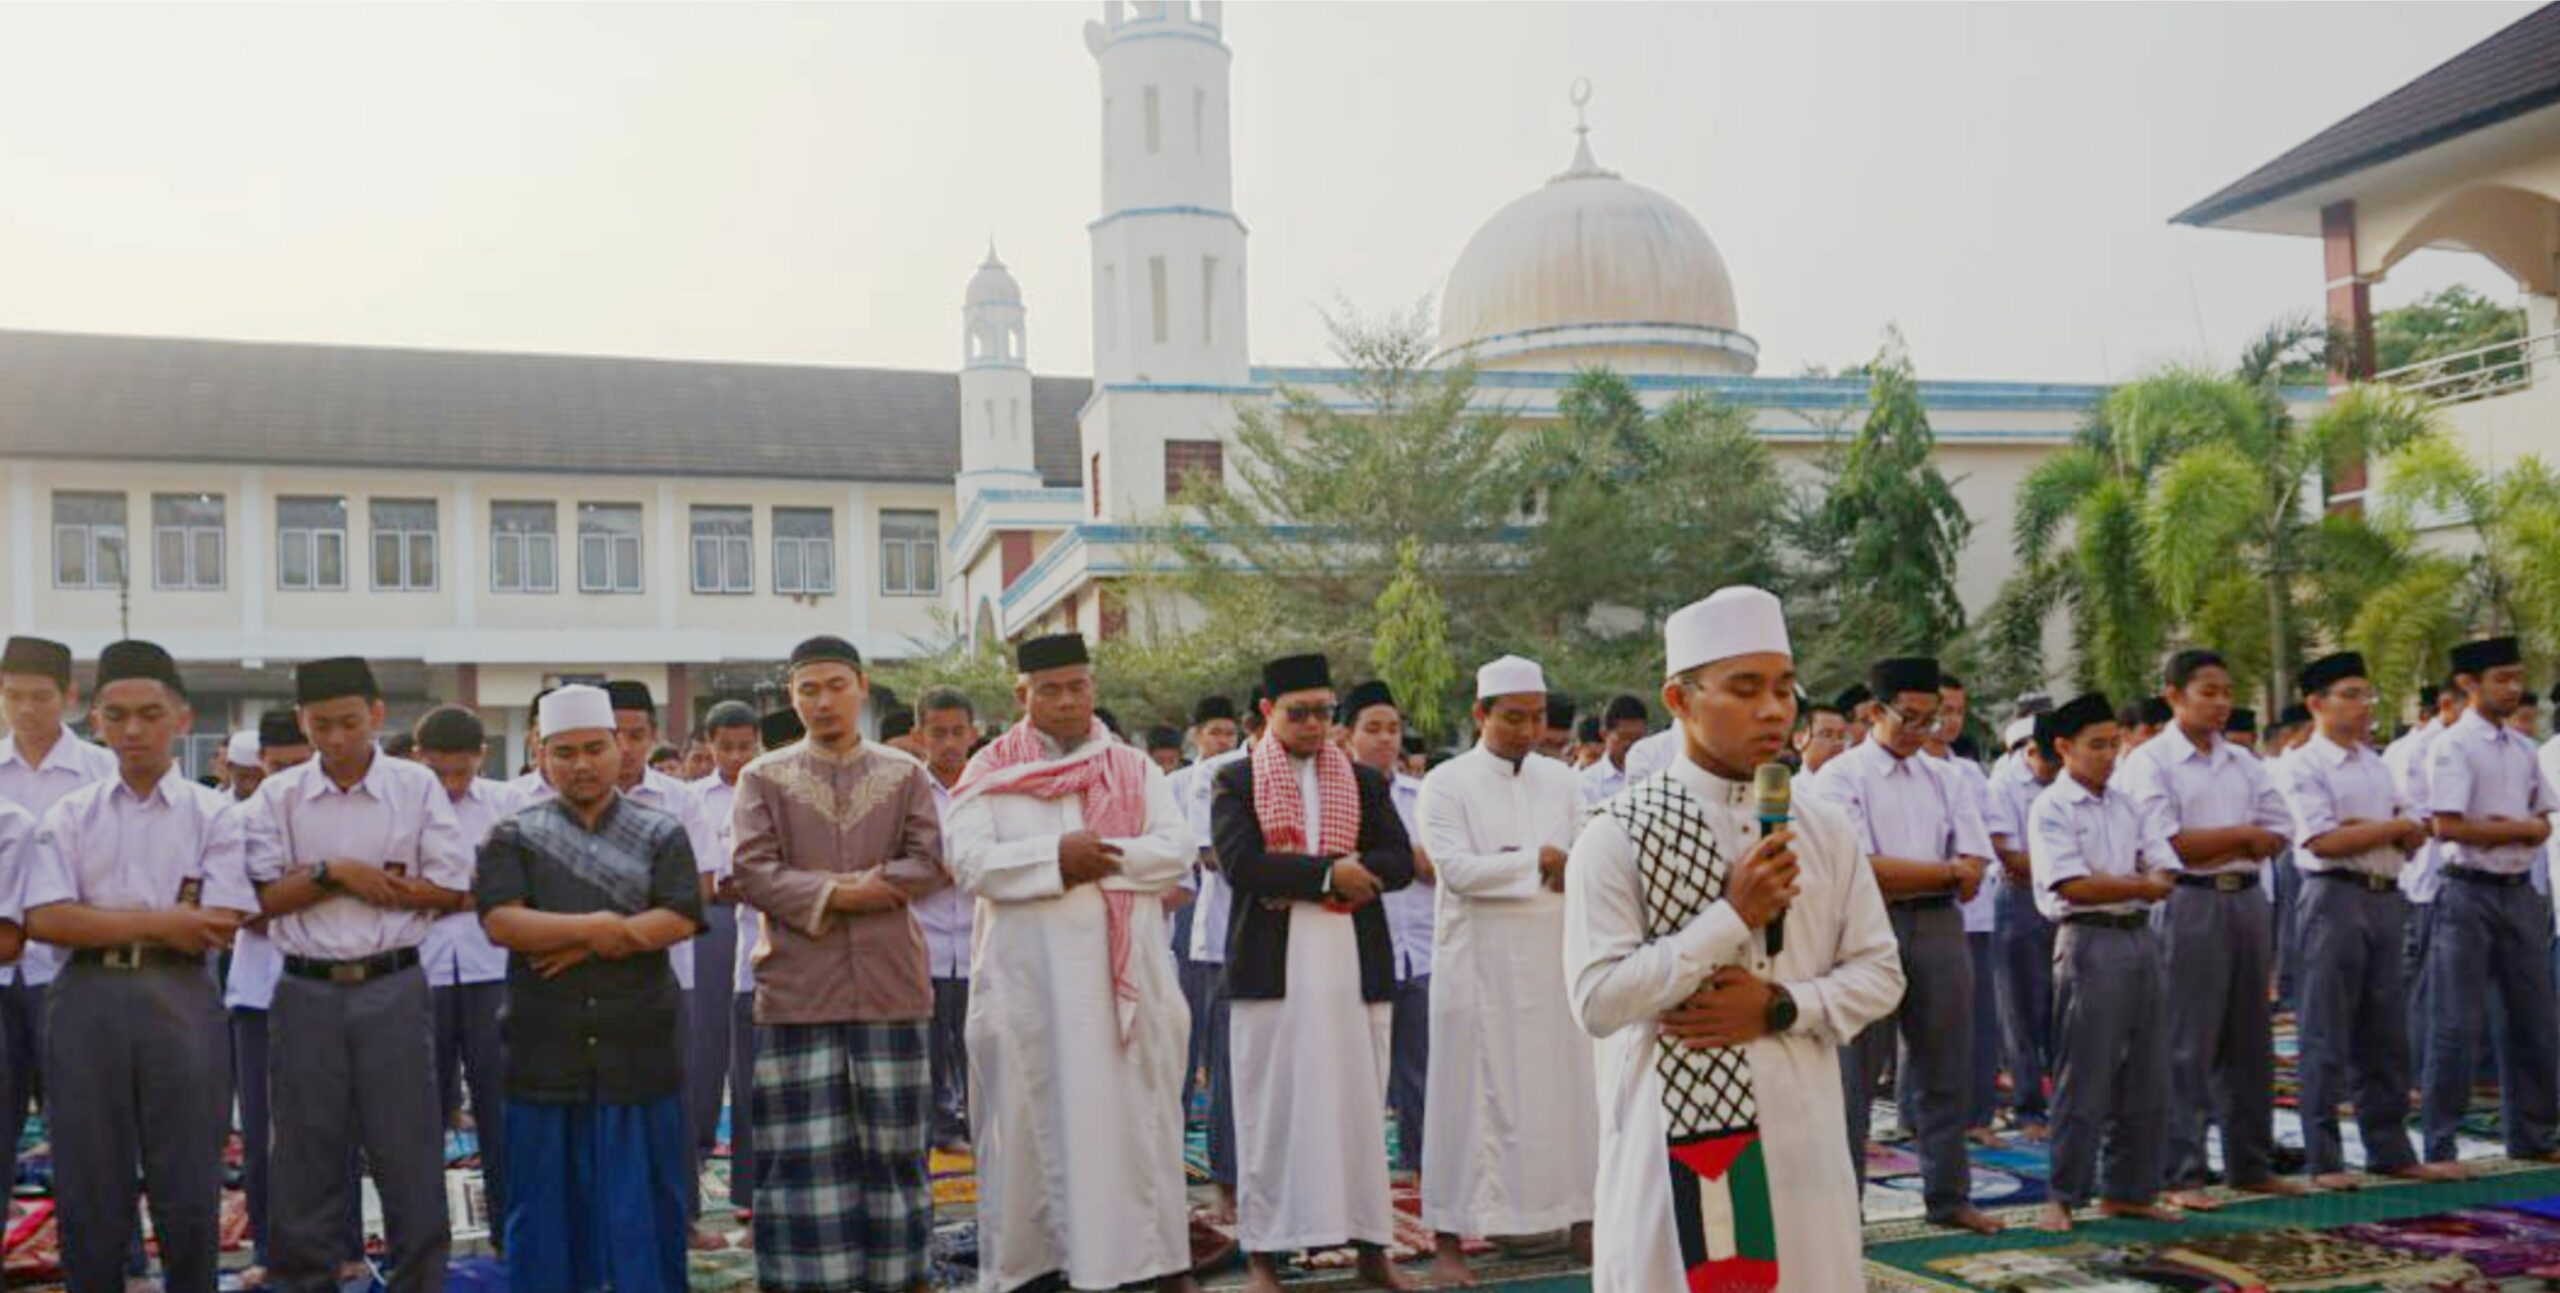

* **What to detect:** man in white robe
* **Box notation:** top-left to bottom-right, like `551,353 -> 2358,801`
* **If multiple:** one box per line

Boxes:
943,633 -> 1198,1293
1417,654 -> 1597,1287
1565,586 -> 1904,1293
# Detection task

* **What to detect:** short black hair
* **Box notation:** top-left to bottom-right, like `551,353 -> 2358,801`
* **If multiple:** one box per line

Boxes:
412,706 -> 485,754
648,743 -> 680,764
2164,648 -> 2227,689
1801,701 -> 1844,723
1938,674 -> 1965,691
918,686 -> 975,721
379,732 -> 416,759
702,700 -> 759,733
1603,694 -> 1649,727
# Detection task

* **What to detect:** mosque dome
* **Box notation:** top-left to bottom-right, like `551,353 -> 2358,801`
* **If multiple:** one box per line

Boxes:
1436,95 -> 1757,376
966,245 -> 1022,307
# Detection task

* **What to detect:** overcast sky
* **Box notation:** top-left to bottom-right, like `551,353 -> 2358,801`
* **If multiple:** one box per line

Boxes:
0,2 -> 2533,384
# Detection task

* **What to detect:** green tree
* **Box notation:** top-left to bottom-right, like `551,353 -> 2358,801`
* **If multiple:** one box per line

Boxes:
1790,331 -> 1971,680
2373,284 -> 2527,378
2363,435 -> 2560,678
1371,538 -> 1460,742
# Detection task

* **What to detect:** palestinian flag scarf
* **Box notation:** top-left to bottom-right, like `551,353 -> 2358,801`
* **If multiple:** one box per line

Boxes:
1604,774 -> 1779,1292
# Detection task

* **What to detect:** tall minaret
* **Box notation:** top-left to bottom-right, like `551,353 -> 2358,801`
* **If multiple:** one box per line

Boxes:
958,242 -> 1038,499
1083,0 -> 1249,388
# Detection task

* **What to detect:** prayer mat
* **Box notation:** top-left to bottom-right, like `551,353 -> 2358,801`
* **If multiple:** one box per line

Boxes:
1922,1241 -> 2182,1290
2340,1205 -> 2560,1277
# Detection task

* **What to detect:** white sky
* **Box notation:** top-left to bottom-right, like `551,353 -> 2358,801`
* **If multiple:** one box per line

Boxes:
0,1 -> 2533,383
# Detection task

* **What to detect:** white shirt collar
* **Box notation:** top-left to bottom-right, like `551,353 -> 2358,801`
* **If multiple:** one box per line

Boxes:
0,725 -> 86,773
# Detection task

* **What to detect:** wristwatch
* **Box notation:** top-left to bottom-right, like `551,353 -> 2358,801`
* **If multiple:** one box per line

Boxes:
313,859 -> 338,892
1764,983 -> 1799,1035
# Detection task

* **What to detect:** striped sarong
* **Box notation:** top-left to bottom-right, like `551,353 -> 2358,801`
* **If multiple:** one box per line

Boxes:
750,1020 -> 933,1293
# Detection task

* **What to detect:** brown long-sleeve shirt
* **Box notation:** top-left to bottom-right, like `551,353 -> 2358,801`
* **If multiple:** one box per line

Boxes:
730,738 -> 948,1025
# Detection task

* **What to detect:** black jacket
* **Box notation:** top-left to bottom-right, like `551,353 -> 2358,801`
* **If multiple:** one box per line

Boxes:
1211,756 -> 1415,1003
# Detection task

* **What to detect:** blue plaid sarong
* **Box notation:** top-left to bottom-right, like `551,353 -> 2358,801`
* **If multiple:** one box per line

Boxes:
750,1020 -> 933,1293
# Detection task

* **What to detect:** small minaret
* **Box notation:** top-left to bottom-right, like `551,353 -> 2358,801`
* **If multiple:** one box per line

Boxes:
958,241 -> 1038,494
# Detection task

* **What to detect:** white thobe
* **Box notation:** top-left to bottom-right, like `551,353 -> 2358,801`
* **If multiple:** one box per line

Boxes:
1230,754 -> 1395,1253
1415,744 -> 1597,1236
943,734 -> 1194,1292
1564,757 -> 1903,1293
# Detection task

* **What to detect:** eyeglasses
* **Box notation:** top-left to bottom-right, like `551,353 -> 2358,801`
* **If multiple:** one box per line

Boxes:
1886,705 -> 1939,730
1280,703 -> 1332,723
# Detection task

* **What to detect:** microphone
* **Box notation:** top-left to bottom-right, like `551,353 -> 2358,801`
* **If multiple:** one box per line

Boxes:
1754,763 -> 1792,957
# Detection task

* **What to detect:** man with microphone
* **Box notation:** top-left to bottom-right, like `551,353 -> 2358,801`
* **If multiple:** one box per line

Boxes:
1564,586 -> 1904,1292
1416,655 -> 1597,1287
1821,656 -> 2002,1234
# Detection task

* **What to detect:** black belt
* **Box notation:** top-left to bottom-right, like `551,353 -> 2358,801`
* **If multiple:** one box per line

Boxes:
69,945 -> 203,971
2174,870 -> 2260,893
1890,894 -> 1957,910
2445,865 -> 2533,888
2063,911 -> 2151,931
284,948 -> 421,985
2308,869 -> 2400,894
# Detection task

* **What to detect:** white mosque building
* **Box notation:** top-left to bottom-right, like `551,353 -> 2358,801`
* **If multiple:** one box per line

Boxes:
0,0 -> 2105,767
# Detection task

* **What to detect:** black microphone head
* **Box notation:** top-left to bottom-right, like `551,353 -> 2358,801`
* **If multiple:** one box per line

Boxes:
1753,762 -> 1791,818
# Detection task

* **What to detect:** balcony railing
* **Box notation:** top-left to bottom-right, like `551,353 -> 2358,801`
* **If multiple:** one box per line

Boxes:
2374,329 -> 2560,408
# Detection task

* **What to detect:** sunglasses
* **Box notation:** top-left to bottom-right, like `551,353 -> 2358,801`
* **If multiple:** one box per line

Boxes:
1279,702 -> 1332,723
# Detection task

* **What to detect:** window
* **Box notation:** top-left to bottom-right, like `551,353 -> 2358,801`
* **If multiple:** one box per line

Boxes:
690,505 -> 753,594
1201,255 -> 1218,344
880,510 -> 940,596
577,503 -> 643,593
1149,256 -> 1168,344
774,507 -> 835,595
1090,454 -> 1103,518
490,501 -> 558,593
151,493 -> 225,591
1165,440 -> 1224,500
1143,85 -> 1161,154
51,491 -> 126,590
369,498 -> 437,591
277,496 -> 347,591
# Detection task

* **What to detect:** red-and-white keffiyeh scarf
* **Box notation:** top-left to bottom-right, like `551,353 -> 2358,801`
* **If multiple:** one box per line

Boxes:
1249,732 -> 1364,903
953,719 -> 1153,1043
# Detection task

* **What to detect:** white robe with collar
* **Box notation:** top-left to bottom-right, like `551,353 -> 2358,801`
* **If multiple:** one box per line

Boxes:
1564,756 -> 1904,1293
942,734 -> 1195,1292
1416,743 -> 1599,1236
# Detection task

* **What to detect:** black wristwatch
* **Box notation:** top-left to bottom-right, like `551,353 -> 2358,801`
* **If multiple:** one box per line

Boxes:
1764,983 -> 1798,1035
312,859 -> 338,892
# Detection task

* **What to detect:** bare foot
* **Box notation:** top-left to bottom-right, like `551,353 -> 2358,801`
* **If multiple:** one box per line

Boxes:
1966,1126 -> 2000,1147
2035,1201 -> 2073,1233
1206,1184 -> 1238,1226
1429,1235 -> 1477,1288
685,1226 -> 728,1251
2163,1188 -> 2221,1212
2097,1200 -> 2184,1222
1357,1245 -> 1416,1290
1569,1220 -> 1593,1266
2232,1176 -> 2308,1197
235,1267 -> 268,1290
2388,1161 -> 2470,1182
2019,1122 -> 2051,1143
1242,1255 -> 1286,1293
1934,1205 -> 2004,1235
2310,1171 -> 2362,1191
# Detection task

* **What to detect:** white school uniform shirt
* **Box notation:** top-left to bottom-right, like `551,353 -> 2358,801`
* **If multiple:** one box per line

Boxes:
27,767 -> 260,927
1577,754 -> 1631,808
2393,721 -> 2452,904
0,727 -> 118,986
1183,746 -> 1251,965
1380,771 -> 1432,981
1618,728 -> 1679,788
1819,737 -> 1997,871
1928,750 -> 2000,932
421,778 -> 517,987
2114,727 -> 2293,876
1564,755 -> 1903,1293
0,801 -> 32,938
2428,709 -> 2551,876
513,766 -> 719,986
2282,733 -> 2416,879
2026,772 -> 2179,924
240,752 -> 472,961
908,775 -> 971,981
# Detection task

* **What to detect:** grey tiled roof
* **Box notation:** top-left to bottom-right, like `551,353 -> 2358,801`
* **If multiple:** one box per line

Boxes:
2174,3 -> 2560,226
0,329 -> 1087,486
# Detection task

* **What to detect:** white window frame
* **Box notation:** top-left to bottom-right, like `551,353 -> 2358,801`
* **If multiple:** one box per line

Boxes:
577,503 -> 644,595
276,496 -> 348,592
879,510 -> 941,597
369,498 -> 438,592
151,494 -> 226,592
51,492 -> 127,591
773,507 -> 836,596
690,506 -> 754,595
489,501 -> 558,594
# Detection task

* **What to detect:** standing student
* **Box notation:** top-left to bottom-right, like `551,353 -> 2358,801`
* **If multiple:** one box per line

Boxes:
2025,695 -> 2178,1233
240,657 -> 469,1293
1337,683 -> 1431,1182
23,641 -> 254,1293
1983,718 -> 2057,1135
226,708 -> 323,1284
412,706 -> 516,1234
908,688 -> 979,1154
0,636 -> 116,1148
2114,649 -> 2302,1209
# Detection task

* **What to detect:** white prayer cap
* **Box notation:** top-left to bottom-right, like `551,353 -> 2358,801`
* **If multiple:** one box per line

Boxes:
224,731 -> 260,766
1664,585 -> 1791,678
1475,654 -> 1547,700
2003,717 -> 2035,750
537,684 -> 616,739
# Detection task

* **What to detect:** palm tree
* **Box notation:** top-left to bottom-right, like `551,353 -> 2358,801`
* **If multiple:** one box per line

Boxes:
2358,435 -> 2560,696
1991,321 -> 2435,708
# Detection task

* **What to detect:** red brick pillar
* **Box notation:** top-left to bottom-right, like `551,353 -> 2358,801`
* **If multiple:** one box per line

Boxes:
455,662 -> 479,709
667,667 -> 692,743
2324,200 -> 2377,513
